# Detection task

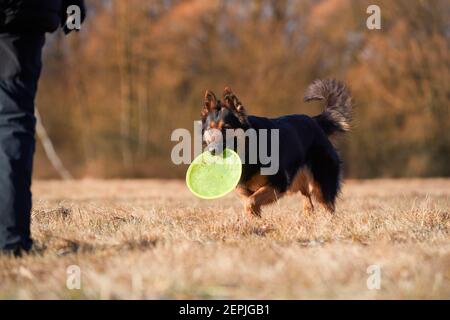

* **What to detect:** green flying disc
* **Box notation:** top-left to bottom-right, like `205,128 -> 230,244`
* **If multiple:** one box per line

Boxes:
186,148 -> 242,199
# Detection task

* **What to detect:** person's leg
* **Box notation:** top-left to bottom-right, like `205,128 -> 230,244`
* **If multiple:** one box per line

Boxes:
0,32 -> 45,254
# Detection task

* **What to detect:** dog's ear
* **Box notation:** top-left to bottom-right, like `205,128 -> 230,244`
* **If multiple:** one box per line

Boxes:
201,90 -> 217,121
204,90 -> 217,110
222,87 -> 236,109
223,87 -> 247,122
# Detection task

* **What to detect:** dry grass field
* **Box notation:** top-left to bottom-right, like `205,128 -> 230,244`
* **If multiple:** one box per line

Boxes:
0,179 -> 449,299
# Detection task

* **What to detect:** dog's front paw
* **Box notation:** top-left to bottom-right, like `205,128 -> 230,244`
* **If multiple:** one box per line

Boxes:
245,200 -> 261,218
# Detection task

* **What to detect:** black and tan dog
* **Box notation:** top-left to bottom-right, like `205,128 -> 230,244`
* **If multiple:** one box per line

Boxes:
201,79 -> 352,217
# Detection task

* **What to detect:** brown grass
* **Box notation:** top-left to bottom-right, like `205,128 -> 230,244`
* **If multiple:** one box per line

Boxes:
0,179 -> 449,299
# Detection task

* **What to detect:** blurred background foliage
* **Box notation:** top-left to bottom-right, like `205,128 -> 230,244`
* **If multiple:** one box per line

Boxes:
34,0 -> 450,179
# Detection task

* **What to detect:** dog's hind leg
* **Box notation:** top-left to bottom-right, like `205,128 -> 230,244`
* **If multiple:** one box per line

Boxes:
311,184 -> 335,213
309,144 -> 341,214
291,167 -> 315,213
299,182 -> 314,213
301,193 -> 314,213
245,185 -> 281,217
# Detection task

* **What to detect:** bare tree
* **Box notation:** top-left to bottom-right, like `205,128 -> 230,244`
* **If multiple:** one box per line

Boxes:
35,108 -> 73,180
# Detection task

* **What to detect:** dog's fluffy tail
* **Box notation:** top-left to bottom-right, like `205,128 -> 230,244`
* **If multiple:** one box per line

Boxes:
304,79 -> 352,136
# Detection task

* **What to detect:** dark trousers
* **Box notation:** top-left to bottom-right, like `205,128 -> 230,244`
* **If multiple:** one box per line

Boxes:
0,32 -> 45,251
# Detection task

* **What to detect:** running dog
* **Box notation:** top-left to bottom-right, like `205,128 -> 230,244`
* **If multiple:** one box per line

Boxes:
201,79 -> 352,216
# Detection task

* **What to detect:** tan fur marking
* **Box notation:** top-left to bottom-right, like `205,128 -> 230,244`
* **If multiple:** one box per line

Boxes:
245,174 -> 268,193
288,167 -> 316,213
236,185 -> 252,199
288,167 -> 314,195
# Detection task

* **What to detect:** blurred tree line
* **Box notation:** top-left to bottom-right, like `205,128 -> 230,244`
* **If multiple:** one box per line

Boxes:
34,0 -> 450,179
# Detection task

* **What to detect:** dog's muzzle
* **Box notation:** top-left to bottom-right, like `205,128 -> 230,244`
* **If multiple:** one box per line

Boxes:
203,129 -> 223,154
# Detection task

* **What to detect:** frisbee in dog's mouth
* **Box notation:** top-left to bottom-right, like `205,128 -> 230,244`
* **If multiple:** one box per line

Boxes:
186,148 -> 242,199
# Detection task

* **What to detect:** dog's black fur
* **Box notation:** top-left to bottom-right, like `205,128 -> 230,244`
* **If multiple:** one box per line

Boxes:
201,79 -> 352,215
